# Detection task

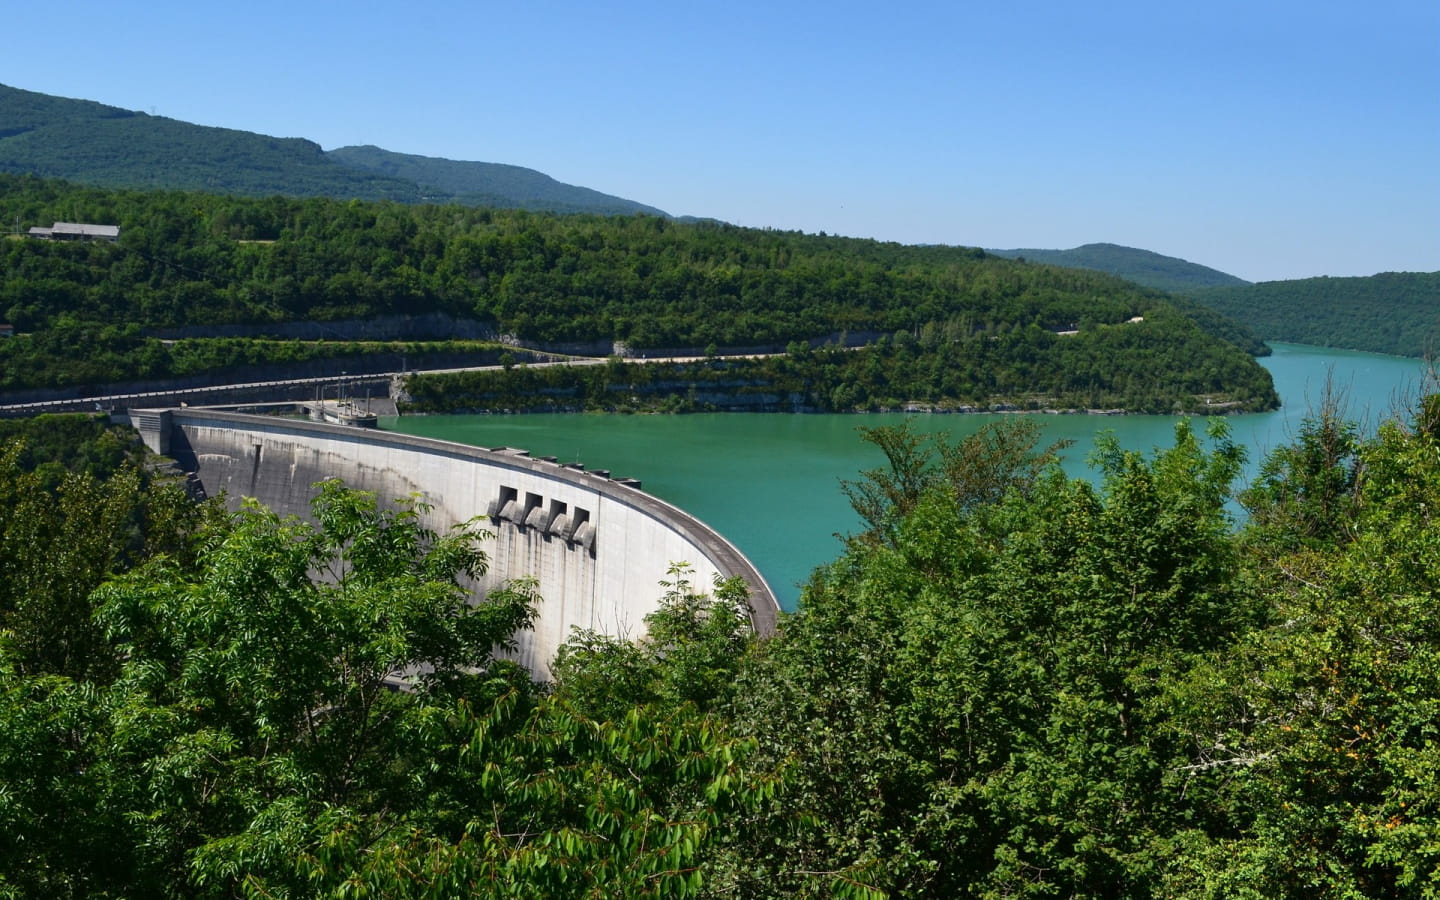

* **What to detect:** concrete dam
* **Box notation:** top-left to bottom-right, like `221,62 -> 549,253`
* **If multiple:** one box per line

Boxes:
131,409 -> 779,678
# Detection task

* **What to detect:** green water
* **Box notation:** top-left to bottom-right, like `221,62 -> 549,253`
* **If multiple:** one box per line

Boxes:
384,343 -> 1426,611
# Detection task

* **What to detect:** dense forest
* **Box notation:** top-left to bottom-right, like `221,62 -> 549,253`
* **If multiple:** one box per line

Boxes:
986,242 -> 1251,293
991,240 -> 1438,359
3,394 -> 1438,897
0,174 -> 1200,342
1187,272 -> 1440,358
0,412 -> 152,487
0,84 -> 660,215
403,328 -> 1280,415
1,173 -> 1275,409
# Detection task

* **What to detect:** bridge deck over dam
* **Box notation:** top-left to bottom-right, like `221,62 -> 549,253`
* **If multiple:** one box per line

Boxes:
130,409 -> 779,679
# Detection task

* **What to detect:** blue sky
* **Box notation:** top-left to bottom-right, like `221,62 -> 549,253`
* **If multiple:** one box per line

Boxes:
4,0 -> 1435,282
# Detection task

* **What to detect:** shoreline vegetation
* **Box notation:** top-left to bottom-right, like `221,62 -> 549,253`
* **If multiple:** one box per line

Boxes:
2,173 -> 1278,413
0,334 -> 522,394
1185,272 -> 1440,358
400,337 -> 1279,417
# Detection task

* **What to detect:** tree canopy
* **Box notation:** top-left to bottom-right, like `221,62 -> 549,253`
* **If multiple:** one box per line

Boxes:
1187,272 -> 1440,358
2,173 -> 1274,412
5,396 -> 1438,897
402,319 -> 1280,415
0,465 -> 773,898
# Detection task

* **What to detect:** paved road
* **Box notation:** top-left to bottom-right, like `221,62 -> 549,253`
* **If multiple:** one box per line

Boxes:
0,352 -> 783,416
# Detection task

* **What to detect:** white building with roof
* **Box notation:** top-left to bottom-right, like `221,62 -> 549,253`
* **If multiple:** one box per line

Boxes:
27,222 -> 120,242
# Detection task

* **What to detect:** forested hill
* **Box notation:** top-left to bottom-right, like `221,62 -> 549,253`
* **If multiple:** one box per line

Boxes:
1187,272 -> 1440,358
0,173 -> 1278,410
0,83 -> 665,216
986,242 -> 1251,293
326,146 -> 668,217
0,173 -> 1209,344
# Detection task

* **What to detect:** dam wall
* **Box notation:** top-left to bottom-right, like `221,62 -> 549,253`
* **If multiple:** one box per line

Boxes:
131,409 -> 778,679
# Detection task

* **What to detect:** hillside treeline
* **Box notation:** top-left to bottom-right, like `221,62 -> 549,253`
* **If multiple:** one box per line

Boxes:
0,412 -> 151,488
0,84 -> 421,203
1,174 -> 1274,405
406,323 -> 1280,415
0,83 -> 664,215
987,242 -> 1251,293
0,325 -> 513,393
1188,272 -> 1440,358
2,396 -> 1437,897
1,172 -> 1169,345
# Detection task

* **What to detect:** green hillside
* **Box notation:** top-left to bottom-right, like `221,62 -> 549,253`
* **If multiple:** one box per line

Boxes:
0,84 -> 422,201
327,145 -> 667,216
987,242 -> 1250,293
1187,272 -> 1440,358
1162,295 -> 1271,357
0,83 -> 664,216
0,174 -> 1277,412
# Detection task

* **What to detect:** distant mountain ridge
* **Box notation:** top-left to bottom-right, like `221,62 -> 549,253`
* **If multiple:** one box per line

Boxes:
979,241 -> 1439,358
0,83 -> 667,216
986,243 -> 1250,293
326,145 -> 667,217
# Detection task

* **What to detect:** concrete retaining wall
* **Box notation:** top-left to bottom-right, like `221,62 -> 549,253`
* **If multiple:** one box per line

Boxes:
131,409 -> 778,679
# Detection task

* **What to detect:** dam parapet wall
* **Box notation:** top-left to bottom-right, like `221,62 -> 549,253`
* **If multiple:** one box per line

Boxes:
131,409 -> 778,679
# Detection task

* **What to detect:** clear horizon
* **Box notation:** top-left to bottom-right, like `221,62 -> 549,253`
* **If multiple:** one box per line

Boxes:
4,0 -> 1435,283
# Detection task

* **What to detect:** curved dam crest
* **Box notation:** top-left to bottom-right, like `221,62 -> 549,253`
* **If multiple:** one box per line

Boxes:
130,409 -> 779,679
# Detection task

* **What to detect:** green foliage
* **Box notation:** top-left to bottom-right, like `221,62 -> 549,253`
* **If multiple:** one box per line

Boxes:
0,477 -> 777,898
725,417 -> 1261,897
840,417 -> 1069,548
1159,400 -> 1440,897
97,480 -> 534,748
1241,383 -> 1364,551
206,694 -> 771,900
4,355 -> 1439,895
0,330 -> 519,392
979,245 -> 1270,356
403,316 -> 1281,416
1187,272 -> 1440,358
1,172 -> 1275,406
0,451 -> 145,679
0,421 -> 201,678
1167,293 -> 1273,356
552,563 -> 755,719
0,412 -> 147,486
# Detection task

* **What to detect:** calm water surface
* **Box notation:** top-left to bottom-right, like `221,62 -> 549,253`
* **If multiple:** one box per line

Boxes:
384,343 -> 1426,610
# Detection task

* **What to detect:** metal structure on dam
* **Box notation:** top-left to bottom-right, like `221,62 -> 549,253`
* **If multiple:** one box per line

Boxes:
130,408 -> 779,679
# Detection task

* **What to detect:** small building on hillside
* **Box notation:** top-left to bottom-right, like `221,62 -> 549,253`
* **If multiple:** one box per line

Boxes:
28,222 -> 120,242
0,324 -> 14,338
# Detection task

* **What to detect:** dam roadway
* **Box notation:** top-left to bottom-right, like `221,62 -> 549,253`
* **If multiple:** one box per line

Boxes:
0,358 -> 599,416
0,353 -> 787,417
129,407 -> 780,680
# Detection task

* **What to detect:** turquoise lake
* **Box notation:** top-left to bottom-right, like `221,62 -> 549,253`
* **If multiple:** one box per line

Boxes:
383,343 -> 1427,611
